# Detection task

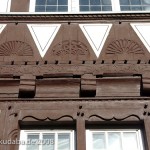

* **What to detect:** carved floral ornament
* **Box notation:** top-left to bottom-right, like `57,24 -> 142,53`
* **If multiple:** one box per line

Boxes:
106,39 -> 145,58
0,41 -> 33,56
52,40 -> 90,56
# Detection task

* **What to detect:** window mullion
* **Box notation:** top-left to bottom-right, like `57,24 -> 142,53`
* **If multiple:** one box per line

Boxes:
55,132 -> 57,150
39,132 -> 42,150
112,0 -> 121,11
70,0 -> 79,12
106,131 -> 108,150
121,132 -> 124,150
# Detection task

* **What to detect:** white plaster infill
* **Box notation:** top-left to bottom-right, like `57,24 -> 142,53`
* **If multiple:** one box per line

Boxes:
79,24 -> 112,58
131,23 -> 150,53
27,24 -> 61,58
0,24 -> 7,34
0,0 -> 11,12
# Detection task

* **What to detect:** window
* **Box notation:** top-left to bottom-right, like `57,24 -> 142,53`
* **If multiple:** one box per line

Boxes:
86,129 -> 144,150
120,0 -> 150,11
30,0 -> 150,12
19,130 -> 74,150
35,0 -> 68,12
79,0 -> 112,11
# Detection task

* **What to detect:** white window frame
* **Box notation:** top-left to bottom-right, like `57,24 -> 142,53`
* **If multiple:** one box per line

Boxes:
19,130 -> 75,150
86,129 -> 144,150
29,0 -> 150,13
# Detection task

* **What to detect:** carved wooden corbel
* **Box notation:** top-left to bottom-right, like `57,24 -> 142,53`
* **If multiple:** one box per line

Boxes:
19,74 -> 35,98
80,74 -> 96,97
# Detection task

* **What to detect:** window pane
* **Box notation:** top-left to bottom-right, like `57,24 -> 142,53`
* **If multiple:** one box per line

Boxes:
58,6 -> 68,12
121,6 -> 131,11
130,0 -> 141,5
90,0 -> 101,5
102,6 -> 112,11
35,6 -> 45,12
93,133 -> 105,150
143,6 -> 150,10
58,134 -> 70,150
123,132 -> 138,150
101,0 -> 112,5
80,6 -> 90,11
108,132 -> 122,150
27,134 -> 39,150
58,0 -> 68,5
42,134 -> 54,150
142,0 -> 150,4
47,0 -> 57,5
36,0 -> 46,5
80,0 -> 89,5
46,6 -> 57,12
90,6 -> 101,11
120,0 -> 130,5
131,6 -> 142,10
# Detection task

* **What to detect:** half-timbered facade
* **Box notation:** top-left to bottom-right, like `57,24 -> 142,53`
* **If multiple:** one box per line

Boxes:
0,0 -> 150,150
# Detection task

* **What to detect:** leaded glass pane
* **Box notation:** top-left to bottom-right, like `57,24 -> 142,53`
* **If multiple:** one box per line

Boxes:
93,133 -> 105,150
108,132 -> 122,150
27,134 -> 39,150
123,132 -> 138,150
58,6 -> 68,11
142,0 -> 150,4
58,134 -> 70,150
46,6 -> 57,12
35,6 -> 45,12
90,0 -> 101,5
36,0 -> 46,5
130,0 -> 141,5
143,6 -> 150,10
102,6 -> 112,11
120,6 -> 131,10
90,6 -> 101,11
80,0 -> 89,5
42,134 -> 55,150
131,6 -> 142,10
80,6 -> 90,11
58,0 -> 68,5
47,0 -> 57,5
101,0 -> 112,5
120,0 -> 130,5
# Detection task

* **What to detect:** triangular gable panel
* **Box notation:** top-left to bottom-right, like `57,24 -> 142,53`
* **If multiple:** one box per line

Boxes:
27,24 -> 61,57
0,24 -> 6,34
0,0 -> 11,12
131,23 -> 150,53
79,24 -> 112,58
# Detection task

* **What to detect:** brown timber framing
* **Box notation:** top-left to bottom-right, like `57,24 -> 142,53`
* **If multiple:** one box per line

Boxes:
1,100 -> 150,150
0,13 -> 150,23
0,61 -> 149,75
0,12 -> 150,150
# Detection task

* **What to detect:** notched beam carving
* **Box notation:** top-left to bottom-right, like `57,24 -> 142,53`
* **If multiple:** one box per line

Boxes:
21,115 -> 74,121
88,114 -> 141,121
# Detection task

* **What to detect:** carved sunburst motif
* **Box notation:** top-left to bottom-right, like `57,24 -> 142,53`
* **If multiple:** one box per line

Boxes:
52,40 -> 89,56
0,41 -> 33,56
106,39 -> 144,55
